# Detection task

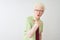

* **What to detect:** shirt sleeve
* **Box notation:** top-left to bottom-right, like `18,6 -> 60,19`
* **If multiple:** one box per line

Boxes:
24,17 -> 31,40
39,21 -> 43,33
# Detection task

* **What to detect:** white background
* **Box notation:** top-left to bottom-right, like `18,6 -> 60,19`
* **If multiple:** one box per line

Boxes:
0,0 -> 60,40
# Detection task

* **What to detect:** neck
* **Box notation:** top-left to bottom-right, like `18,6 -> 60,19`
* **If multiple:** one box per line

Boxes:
36,18 -> 40,21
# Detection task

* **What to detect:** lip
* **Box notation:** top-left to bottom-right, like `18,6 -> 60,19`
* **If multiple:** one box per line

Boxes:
37,15 -> 40,16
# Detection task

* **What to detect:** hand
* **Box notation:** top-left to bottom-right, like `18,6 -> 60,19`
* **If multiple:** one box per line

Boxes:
27,30 -> 32,38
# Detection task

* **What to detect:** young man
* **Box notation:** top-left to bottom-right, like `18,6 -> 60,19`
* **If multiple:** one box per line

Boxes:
24,3 -> 45,40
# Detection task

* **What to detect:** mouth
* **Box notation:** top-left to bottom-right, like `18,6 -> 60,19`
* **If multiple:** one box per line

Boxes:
37,15 -> 40,16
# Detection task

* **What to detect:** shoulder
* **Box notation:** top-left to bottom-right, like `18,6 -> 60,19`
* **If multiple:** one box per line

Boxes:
26,16 -> 34,21
27,16 -> 33,19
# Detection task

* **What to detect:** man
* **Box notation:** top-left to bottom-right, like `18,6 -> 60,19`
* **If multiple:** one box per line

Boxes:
24,3 -> 45,40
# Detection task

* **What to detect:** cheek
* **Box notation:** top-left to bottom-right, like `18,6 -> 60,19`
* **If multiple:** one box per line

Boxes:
34,11 -> 38,14
35,12 -> 39,16
39,13 -> 43,17
35,13 -> 37,16
34,11 -> 37,15
40,12 -> 43,14
40,11 -> 44,15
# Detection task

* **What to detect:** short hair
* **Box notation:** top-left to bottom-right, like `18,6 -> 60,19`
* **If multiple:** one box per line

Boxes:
34,2 -> 45,10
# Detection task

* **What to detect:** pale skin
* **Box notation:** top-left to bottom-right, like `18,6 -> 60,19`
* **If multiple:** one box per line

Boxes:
27,3 -> 45,39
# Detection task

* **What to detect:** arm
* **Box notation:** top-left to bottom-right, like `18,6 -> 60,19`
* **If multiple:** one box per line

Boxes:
27,20 -> 40,38
27,23 -> 38,38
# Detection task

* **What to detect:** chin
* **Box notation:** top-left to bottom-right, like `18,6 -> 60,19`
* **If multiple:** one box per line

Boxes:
35,16 -> 40,19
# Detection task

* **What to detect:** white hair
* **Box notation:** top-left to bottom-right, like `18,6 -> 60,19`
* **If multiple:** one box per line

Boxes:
34,2 -> 45,10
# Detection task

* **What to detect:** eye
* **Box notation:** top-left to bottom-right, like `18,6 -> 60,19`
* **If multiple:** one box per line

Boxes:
35,10 -> 38,11
40,10 -> 44,12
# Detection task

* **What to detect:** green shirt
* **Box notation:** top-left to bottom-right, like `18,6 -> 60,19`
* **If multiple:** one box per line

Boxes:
24,16 -> 43,40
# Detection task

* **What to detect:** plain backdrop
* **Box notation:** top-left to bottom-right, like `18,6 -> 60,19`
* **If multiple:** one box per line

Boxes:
0,0 -> 60,40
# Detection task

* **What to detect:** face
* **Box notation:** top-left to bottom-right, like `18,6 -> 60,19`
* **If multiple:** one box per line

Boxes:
34,6 -> 44,20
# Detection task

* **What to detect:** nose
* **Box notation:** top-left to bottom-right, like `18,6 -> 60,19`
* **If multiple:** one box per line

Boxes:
38,11 -> 40,14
